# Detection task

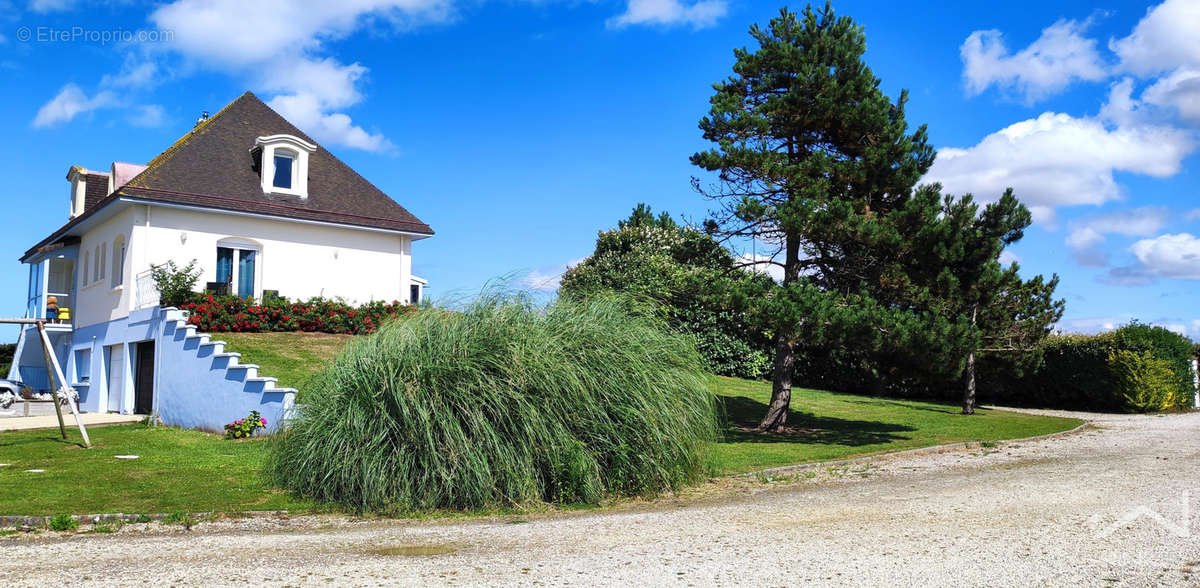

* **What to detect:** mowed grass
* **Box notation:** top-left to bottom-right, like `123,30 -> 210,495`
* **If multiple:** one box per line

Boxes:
710,376 -> 1083,474
0,332 -> 1084,515
0,424 -> 315,516
218,332 -> 354,391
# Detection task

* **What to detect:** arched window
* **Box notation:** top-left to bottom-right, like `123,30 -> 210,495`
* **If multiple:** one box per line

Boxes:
82,251 -> 90,287
111,235 -> 126,288
93,245 -> 101,283
98,242 -> 107,282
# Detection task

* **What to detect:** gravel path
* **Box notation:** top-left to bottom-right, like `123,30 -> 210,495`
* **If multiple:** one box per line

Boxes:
4,409 -> 1200,587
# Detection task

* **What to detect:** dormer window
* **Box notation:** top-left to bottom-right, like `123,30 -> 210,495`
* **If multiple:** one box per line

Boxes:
272,152 -> 294,189
254,134 -> 316,199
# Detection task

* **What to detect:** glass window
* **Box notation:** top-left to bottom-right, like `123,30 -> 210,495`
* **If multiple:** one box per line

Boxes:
273,154 -> 293,189
93,246 -> 101,282
75,348 -> 91,382
216,247 -> 234,285
237,250 -> 256,298
82,251 -> 89,287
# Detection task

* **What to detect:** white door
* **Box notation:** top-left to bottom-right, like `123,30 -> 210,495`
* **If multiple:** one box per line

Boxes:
106,345 -> 124,413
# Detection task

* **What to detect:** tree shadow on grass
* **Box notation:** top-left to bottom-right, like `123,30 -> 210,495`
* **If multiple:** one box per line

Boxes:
719,395 -> 916,446
0,433 -> 88,450
842,398 -> 962,415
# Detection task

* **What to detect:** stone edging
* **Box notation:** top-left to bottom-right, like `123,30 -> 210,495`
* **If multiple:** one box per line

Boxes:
737,420 -> 1091,480
0,510 -> 288,530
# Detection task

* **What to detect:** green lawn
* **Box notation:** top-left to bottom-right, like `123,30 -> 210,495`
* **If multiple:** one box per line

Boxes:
218,332 -> 354,391
710,376 -> 1082,474
0,425 -> 314,516
0,333 -> 1084,516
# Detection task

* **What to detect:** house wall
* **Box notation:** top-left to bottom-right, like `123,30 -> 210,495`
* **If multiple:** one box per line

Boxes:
75,207 -> 138,329
132,205 -> 413,305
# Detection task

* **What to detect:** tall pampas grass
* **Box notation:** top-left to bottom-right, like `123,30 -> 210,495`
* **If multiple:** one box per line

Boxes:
267,293 -> 719,512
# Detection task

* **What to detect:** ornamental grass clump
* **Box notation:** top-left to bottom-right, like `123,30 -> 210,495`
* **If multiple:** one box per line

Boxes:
267,294 -> 719,512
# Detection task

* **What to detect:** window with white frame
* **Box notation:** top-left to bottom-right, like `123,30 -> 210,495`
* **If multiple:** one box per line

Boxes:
92,245 -> 101,283
111,235 -> 126,288
215,238 -> 261,299
82,250 -> 90,287
255,135 -> 316,198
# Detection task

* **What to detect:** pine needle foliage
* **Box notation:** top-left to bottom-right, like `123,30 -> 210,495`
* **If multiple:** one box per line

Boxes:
267,293 -> 720,512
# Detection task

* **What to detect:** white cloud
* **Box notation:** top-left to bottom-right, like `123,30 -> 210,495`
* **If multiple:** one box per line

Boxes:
100,59 -> 161,89
998,250 -> 1021,266
267,93 -> 391,153
29,0 -> 74,13
1129,233 -> 1200,280
31,84 -> 116,127
1111,0 -> 1200,76
961,19 -> 1107,103
1187,209 -> 1200,221
924,111 -> 1194,223
735,252 -> 784,282
1055,316 -> 1121,334
1065,206 -> 1167,267
127,104 -> 166,128
1142,68 -> 1200,124
521,258 -> 586,292
607,0 -> 727,30
148,0 -> 454,69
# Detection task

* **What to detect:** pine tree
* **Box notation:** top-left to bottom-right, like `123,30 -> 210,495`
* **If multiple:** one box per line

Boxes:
691,4 -> 936,430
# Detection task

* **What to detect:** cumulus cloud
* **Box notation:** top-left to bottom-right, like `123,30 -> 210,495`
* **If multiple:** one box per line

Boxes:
961,18 -> 1107,103
1055,316 -> 1122,334
31,84 -> 116,127
607,0 -> 727,30
143,0 -> 457,151
998,250 -> 1021,266
1065,206 -> 1167,267
1110,0 -> 1200,76
924,111 -> 1194,223
1128,233 -> 1200,279
1141,68 -> 1200,124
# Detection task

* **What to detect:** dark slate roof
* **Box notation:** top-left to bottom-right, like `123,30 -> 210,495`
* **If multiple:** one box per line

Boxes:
83,172 -> 109,212
121,92 -> 432,235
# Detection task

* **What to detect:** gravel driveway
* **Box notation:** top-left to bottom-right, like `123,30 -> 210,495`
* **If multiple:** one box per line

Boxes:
3,409 -> 1199,587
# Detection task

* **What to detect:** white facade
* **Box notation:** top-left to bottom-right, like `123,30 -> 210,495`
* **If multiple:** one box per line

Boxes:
72,201 -> 419,330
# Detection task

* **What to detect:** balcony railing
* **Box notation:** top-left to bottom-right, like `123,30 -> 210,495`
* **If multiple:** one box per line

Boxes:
135,269 -> 160,309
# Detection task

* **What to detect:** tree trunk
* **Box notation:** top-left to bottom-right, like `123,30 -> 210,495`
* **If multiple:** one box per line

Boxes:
758,235 -> 801,431
759,329 -> 795,430
962,304 -> 978,415
962,350 -> 976,415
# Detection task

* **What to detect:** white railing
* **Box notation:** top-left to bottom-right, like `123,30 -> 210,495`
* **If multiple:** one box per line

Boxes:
135,269 -> 160,309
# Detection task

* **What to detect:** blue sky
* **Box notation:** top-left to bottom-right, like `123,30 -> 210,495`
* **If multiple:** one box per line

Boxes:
1,0 -> 1198,344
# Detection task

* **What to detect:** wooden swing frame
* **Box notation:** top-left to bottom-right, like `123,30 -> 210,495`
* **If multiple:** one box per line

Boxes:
1,318 -> 91,448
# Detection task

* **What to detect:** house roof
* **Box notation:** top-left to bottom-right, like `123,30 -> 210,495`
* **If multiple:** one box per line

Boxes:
24,92 -> 432,261
83,172 -> 109,211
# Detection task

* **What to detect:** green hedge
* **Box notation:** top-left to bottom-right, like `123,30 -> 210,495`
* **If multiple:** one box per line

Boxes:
979,323 -> 1195,412
0,343 -> 14,377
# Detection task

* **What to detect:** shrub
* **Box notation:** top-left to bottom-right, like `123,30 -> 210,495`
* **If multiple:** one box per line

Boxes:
0,342 -> 13,377
150,259 -> 202,307
224,410 -> 267,439
267,293 -> 720,512
979,322 -> 1195,412
561,205 -> 774,379
180,294 -> 415,335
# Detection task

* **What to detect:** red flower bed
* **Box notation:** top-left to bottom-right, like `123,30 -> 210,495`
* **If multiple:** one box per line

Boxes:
180,294 -> 416,334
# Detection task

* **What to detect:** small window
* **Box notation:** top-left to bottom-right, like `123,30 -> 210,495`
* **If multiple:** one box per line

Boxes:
111,236 -> 126,288
93,246 -> 101,282
272,154 -> 293,189
75,348 -> 91,382
98,242 -> 107,281
410,284 -> 420,304
82,251 -> 90,287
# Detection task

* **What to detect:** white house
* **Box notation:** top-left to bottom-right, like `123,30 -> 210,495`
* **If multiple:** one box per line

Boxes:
8,92 -> 433,431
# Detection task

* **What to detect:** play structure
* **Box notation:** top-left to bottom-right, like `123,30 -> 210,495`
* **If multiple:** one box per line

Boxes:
0,318 -> 90,447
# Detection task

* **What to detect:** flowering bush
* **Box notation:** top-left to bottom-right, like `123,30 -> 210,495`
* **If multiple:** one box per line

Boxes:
179,294 -> 416,335
225,410 -> 267,439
